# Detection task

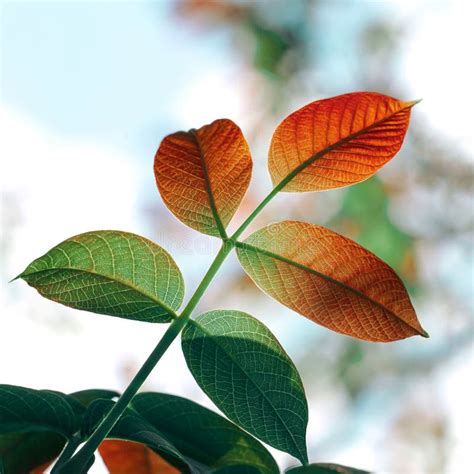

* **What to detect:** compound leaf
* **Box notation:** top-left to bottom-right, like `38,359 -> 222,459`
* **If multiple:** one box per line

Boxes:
182,310 -> 308,463
154,119 -> 252,237
17,230 -> 184,323
269,92 -> 417,192
236,221 -> 428,342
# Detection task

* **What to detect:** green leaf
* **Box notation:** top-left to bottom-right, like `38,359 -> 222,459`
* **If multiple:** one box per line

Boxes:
213,466 -> 262,474
82,399 -> 192,472
69,389 -> 119,408
181,310 -> 308,463
17,230 -> 184,323
0,432 -> 65,474
286,463 -> 370,474
0,385 -> 83,437
0,385 -> 84,473
132,392 -> 279,474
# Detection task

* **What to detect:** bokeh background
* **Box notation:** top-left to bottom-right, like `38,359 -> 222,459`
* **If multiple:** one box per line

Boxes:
1,1 -> 473,472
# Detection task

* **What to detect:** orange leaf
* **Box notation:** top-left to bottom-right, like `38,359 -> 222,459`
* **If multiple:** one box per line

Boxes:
154,119 -> 252,237
236,221 -> 428,342
98,439 -> 179,474
269,92 -> 418,192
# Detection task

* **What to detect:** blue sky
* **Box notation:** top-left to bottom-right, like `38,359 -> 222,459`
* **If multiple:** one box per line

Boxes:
1,1 -> 232,158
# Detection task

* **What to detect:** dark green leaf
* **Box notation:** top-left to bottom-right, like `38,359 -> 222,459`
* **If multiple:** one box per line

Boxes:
0,385 -> 83,437
182,310 -> 308,463
286,463 -> 370,474
133,392 -> 279,474
69,389 -> 119,408
81,399 -> 192,471
17,230 -> 184,323
213,466 -> 262,474
0,385 -> 84,474
0,431 -> 65,474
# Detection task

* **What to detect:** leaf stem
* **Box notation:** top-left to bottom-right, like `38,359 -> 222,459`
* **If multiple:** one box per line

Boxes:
231,186 -> 281,240
50,434 -> 82,473
57,241 -> 234,473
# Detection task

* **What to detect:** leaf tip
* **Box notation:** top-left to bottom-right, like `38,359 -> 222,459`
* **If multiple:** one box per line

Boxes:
9,273 -> 23,283
407,98 -> 422,107
419,328 -> 430,338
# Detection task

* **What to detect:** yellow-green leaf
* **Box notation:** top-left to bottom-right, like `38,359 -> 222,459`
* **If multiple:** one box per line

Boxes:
17,231 -> 184,323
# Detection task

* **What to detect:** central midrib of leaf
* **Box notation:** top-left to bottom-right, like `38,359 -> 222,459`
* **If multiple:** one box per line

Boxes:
273,101 -> 416,192
188,319 -> 307,463
236,241 -> 425,336
189,129 -> 227,239
20,266 -> 179,319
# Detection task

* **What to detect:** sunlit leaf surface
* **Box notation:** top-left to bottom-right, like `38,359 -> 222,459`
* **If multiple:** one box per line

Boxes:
182,310 -> 308,463
236,221 -> 428,342
154,119 -> 252,237
269,92 -> 417,192
18,231 -> 184,323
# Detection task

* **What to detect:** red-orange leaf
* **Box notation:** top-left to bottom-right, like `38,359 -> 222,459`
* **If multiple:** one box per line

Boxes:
269,92 -> 418,192
98,439 -> 179,474
154,119 -> 252,237
236,221 -> 428,342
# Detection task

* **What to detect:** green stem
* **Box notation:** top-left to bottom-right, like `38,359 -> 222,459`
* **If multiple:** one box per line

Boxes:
232,180 -> 288,240
50,434 -> 82,473
57,241 -> 234,473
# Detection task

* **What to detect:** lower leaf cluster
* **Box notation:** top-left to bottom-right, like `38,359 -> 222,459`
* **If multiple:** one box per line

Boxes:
0,385 -> 367,474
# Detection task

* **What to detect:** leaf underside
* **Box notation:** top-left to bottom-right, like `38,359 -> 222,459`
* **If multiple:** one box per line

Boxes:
236,221 -> 427,342
269,91 -> 416,192
18,230 -> 184,323
182,310 -> 308,463
155,118 -> 252,237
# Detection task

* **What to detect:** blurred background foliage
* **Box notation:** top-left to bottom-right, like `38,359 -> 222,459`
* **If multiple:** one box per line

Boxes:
1,1 -> 472,472
170,1 -> 473,471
